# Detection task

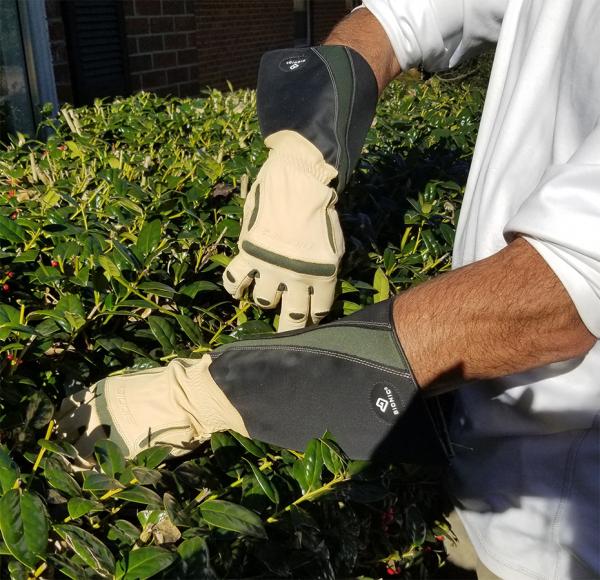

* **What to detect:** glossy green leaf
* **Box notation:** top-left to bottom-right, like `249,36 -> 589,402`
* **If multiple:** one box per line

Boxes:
133,446 -> 172,469
199,499 -> 267,539
244,459 -> 279,504
43,457 -> 81,497
0,445 -> 19,494
94,439 -> 127,479
230,431 -> 267,458
321,438 -> 345,476
177,537 -> 215,579
373,267 -> 390,303
0,490 -> 48,569
82,471 -> 124,492
54,524 -> 115,576
67,497 -> 104,519
136,220 -> 162,259
179,280 -> 220,299
175,314 -> 205,345
303,439 -> 323,492
147,316 -> 176,354
115,546 -> 176,580
117,485 -> 162,506
98,254 -> 121,279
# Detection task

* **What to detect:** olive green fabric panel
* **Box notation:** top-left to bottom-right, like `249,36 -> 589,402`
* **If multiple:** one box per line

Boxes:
217,326 -> 408,372
315,45 -> 354,188
242,241 -> 337,277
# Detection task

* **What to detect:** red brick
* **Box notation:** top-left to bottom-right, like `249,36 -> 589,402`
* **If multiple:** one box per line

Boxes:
163,32 -> 189,50
173,15 -> 195,32
167,66 -> 190,84
178,81 -> 200,97
162,0 -> 187,15
154,86 -> 175,97
141,69 -> 167,88
126,17 -> 150,34
130,74 -> 143,91
177,48 -> 197,66
129,53 -> 153,73
127,37 -> 138,55
137,34 -> 164,53
153,51 -> 177,68
135,0 -> 162,16
150,16 -> 174,33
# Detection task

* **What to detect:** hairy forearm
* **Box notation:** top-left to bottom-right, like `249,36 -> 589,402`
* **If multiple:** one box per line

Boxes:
394,237 -> 596,390
325,8 -> 401,93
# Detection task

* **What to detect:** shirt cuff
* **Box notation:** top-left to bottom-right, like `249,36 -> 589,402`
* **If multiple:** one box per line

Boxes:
361,0 -> 464,71
505,165 -> 600,338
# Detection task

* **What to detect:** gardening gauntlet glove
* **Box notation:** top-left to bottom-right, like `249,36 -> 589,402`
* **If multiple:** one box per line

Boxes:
57,301 -> 450,463
223,46 -> 378,331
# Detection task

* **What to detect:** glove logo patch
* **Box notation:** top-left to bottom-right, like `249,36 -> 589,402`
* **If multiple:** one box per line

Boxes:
371,383 -> 402,424
279,55 -> 309,72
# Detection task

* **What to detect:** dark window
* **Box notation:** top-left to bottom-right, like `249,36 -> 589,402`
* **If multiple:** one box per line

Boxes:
62,0 -> 129,105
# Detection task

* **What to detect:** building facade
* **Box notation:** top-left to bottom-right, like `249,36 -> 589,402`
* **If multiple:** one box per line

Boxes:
1,0 -> 358,138
48,0 -> 358,103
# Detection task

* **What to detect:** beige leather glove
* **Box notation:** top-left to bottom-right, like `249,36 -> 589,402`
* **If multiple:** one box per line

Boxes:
223,130 -> 343,331
56,356 -> 248,460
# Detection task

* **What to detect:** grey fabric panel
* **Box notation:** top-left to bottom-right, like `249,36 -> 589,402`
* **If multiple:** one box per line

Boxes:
209,301 -> 451,463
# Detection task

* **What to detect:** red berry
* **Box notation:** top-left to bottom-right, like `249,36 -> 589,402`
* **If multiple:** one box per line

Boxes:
6,353 -> 14,361
6,271 -> 14,278
10,212 -> 17,220
2,283 -> 9,292
7,190 -> 15,198
435,535 -> 445,542
50,260 -> 59,267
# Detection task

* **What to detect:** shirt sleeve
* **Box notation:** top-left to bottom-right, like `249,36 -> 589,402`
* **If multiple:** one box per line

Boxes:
504,125 -> 600,338
361,0 -> 508,72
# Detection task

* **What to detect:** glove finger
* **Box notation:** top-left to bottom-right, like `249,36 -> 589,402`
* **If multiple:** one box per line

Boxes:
223,254 -> 258,299
278,285 -> 311,332
251,274 -> 283,309
309,280 -> 336,325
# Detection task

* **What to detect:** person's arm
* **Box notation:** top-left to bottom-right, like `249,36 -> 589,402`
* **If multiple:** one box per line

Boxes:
325,8 -> 402,94
394,237 -> 596,390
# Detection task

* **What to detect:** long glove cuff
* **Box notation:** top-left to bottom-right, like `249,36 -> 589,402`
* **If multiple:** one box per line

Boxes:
209,300 -> 453,463
257,45 -> 378,193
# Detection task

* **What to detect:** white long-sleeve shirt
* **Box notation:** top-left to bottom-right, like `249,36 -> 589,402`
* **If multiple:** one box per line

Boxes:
362,1 -> 600,578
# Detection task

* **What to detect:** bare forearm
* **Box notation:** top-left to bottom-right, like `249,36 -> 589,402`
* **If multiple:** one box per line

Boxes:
393,237 -> 596,390
325,8 -> 401,93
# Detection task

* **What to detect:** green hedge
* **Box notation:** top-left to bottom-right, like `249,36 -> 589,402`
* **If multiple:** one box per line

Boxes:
0,64 -> 487,579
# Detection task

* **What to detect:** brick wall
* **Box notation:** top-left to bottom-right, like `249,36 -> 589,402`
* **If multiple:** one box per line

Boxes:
194,0 -> 294,90
45,0 -> 352,103
124,0 -> 199,97
46,0 -> 73,102
311,0 -> 351,43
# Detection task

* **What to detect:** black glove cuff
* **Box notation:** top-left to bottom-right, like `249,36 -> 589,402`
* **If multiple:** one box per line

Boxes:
209,301 -> 452,464
257,45 -> 378,192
